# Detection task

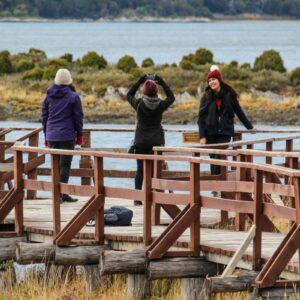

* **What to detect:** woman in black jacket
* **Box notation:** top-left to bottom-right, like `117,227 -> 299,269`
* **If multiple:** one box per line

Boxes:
127,74 -> 175,205
198,66 -> 255,176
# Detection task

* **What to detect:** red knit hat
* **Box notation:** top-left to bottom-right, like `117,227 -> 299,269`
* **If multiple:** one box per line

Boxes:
143,80 -> 158,97
207,69 -> 222,82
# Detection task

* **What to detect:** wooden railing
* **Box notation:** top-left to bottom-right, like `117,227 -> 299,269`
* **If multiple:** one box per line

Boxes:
0,142 -> 298,287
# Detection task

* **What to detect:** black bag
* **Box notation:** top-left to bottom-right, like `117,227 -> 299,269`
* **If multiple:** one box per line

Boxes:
128,140 -> 136,154
87,206 -> 133,227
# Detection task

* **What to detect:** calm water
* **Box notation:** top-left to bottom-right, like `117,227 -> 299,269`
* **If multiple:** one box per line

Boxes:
1,121 -> 299,190
1,21 -> 300,69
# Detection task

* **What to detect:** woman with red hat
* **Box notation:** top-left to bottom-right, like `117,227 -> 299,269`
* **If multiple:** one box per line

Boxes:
198,65 -> 255,176
127,74 -> 175,205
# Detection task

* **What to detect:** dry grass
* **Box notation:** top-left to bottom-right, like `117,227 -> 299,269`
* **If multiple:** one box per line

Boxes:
0,267 -> 253,300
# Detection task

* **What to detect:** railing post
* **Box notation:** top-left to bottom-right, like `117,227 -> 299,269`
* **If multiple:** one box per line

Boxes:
189,161 -> 200,253
285,140 -> 293,184
80,130 -> 92,186
293,176 -> 300,268
27,132 -> 39,199
265,141 -> 273,183
220,154 -> 228,223
0,130 -> 6,163
152,150 -> 162,225
253,169 -> 263,271
236,154 -> 247,231
51,154 -> 61,239
14,150 -> 24,236
94,156 -> 105,244
143,159 -> 153,246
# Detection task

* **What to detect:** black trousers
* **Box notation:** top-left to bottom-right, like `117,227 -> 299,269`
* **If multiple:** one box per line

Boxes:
134,143 -> 157,190
49,141 -> 75,184
206,135 -> 231,175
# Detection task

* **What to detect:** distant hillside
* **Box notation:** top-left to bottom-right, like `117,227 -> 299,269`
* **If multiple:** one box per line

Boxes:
0,0 -> 300,19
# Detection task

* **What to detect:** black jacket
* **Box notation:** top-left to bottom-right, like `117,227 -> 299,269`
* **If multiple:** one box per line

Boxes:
198,87 -> 253,137
127,78 -> 175,145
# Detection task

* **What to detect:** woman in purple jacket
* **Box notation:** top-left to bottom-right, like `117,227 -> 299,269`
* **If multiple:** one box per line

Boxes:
41,68 -> 83,202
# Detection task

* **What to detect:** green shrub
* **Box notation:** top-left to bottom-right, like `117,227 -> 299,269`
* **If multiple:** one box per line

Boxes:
180,53 -> 195,63
60,53 -> 73,63
43,65 -> 58,80
81,51 -> 107,69
290,67 -> 300,86
194,48 -> 213,65
240,63 -> 251,69
179,59 -> 195,70
142,57 -> 154,68
221,64 -> 240,80
15,59 -> 35,72
0,50 -> 13,74
48,58 -> 68,68
117,55 -> 137,73
22,67 -> 44,80
254,50 -> 286,72
28,48 -> 47,62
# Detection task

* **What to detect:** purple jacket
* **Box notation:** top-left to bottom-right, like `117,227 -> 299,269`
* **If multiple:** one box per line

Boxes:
41,85 -> 83,142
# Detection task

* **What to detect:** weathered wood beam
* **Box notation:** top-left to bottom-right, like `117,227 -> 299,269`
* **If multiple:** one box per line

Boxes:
100,249 -> 147,275
0,237 -> 26,262
16,242 -> 55,264
55,245 -> 107,265
147,257 -> 218,280
206,271 -> 258,293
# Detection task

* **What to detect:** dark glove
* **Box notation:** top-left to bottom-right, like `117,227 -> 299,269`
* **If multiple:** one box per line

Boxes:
138,74 -> 147,84
155,75 -> 164,85
76,135 -> 83,146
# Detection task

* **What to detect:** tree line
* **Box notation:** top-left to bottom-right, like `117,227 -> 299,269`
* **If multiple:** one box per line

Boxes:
0,0 -> 300,19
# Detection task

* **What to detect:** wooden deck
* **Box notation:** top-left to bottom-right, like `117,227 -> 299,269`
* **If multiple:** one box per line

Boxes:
6,196 -> 300,279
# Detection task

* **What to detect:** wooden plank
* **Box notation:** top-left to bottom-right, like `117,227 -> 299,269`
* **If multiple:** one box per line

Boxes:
263,203 -> 296,221
60,183 -> 94,197
143,160 -> 153,246
27,132 -> 39,199
14,150 -> 24,235
263,182 -> 294,197
104,187 -> 144,201
253,170 -> 263,270
51,154 -> 61,237
24,179 -> 52,192
94,157 -> 104,244
221,225 -> 256,278
189,162 -> 200,253
152,192 -> 189,206
201,196 -> 254,214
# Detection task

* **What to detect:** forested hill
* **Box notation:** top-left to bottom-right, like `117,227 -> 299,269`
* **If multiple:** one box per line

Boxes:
0,0 -> 300,19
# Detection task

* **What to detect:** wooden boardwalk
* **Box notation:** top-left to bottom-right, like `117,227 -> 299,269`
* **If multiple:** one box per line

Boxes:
0,127 -> 300,295
6,196 -> 300,279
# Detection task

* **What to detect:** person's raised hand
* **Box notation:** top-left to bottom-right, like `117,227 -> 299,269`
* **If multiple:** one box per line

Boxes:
139,74 -> 147,83
155,74 -> 164,85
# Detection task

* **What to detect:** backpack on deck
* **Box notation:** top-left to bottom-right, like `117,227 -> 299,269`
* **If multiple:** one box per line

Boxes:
87,206 -> 133,227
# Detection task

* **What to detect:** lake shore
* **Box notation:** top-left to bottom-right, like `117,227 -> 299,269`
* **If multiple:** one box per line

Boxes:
0,14 -> 298,23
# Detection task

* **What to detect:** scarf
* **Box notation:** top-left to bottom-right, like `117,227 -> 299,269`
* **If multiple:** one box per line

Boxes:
142,95 -> 160,110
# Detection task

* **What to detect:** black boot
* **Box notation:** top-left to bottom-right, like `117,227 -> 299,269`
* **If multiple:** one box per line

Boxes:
61,194 -> 78,202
